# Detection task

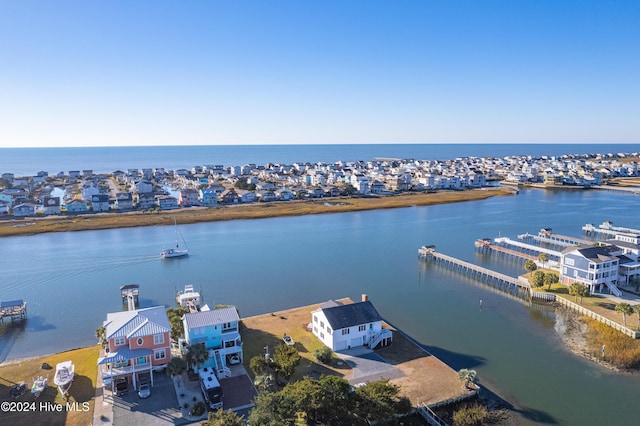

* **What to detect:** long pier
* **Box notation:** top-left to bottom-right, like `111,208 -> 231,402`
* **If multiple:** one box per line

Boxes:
582,222 -> 640,238
475,238 -> 538,262
535,230 -> 592,246
419,246 -> 531,297
493,237 -> 561,259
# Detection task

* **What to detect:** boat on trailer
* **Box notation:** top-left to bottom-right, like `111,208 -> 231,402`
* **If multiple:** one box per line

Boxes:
53,360 -> 75,395
31,375 -> 47,397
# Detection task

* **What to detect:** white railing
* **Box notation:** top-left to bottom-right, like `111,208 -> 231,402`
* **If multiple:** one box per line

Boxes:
369,329 -> 393,350
604,279 -> 622,297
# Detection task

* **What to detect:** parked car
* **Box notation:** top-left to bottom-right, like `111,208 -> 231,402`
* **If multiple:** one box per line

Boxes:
229,354 -> 241,365
138,383 -> 151,399
115,379 -> 128,396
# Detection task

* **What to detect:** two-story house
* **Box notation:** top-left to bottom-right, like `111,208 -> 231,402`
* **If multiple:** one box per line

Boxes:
311,296 -> 392,352
182,306 -> 243,378
560,245 -> 623,296
97,306 -> 171,393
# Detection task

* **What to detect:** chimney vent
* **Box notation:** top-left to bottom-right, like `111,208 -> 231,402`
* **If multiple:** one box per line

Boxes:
362,294 -> 368,302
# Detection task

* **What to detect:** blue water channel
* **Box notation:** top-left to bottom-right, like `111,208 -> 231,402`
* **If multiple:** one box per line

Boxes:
1,187 -> 639,425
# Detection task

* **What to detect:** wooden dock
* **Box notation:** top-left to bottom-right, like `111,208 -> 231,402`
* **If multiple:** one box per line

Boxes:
0,300 -> 27,323
419,245 -> 531,297
120,284 -> 139,311
493,237 -> 561,260
475,238 -> 538,262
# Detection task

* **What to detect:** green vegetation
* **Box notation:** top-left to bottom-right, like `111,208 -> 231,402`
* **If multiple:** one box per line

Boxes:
452,403 -> 489,426
569,282 -> 589,303
271,343 -> 301,383
202,409 -> 245,426
313,346 -> 333,364
185,343 -> 209,371
456,368 -> 477,389
615,302 -> 633,327
166,306 -> 188,341
95,325 -> 107,348
532,270 -> 545,288
247,376 -> 411,426
167,357 -> 186,377
189,401 -> 206,417
524,259 -> 537,273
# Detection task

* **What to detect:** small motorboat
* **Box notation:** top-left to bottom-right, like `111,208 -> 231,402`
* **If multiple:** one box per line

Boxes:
53,360 -> 75,394
31,376 -> 47,396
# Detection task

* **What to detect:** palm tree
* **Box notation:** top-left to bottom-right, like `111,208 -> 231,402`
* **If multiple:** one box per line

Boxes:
167,357 -> 186,377
524,260 -> 537,274
569,282 -> 583,303
538,253 -> 549,269
457,368 -> 477,389
95,325 -> 107,349
186,343 -> 209,372
615,303 -> 633,327
634,305 -> 640,331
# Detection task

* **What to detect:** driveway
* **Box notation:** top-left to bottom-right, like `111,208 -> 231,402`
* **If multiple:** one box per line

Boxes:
111,374 -> 196,426
336,346 -> 404,384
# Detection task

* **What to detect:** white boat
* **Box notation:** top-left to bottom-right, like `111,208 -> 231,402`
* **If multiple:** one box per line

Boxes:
176,284 -> 201,312
161,217 -> 189,258
53,360 -> 74,394
31,375 -> 47,396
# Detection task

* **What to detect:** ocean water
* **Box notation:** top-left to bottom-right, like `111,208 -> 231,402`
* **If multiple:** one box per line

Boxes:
0,143 -> 638,176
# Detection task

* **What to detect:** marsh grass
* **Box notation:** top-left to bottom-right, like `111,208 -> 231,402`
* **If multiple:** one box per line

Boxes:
0,189 -> 513,238
583,318 -> 640,369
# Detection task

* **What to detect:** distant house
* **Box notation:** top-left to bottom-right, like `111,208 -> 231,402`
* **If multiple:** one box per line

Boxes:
135,180 -> 154,194
257,190 -> 276,202
98,306 -> 171,392
13,203 -> 36,217
276,188 -> 295,201
182,306 -> 243,376
91,194 -> 110,212
219,188 -> 239,204
0,188 -> 28,208
42,196 -> 61,215
179,189 -> 199,207
137,192 -> 156,210
199,188 -> 219,206
66,199 -> 89,213
237,190 -> 257,204
0,200 -> 9,215
115,192 -> 134,211
560,245 -> 622,295
156,195 -> 178,210
311,297 -> 392,352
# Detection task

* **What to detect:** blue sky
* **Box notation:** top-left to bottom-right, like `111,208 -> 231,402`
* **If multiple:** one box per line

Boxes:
0,1 -> 638,147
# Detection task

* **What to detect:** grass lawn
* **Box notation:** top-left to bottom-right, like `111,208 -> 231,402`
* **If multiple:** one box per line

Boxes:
532,281 -> 640,330
240,300 -> 352,386
0,345 -> 99,426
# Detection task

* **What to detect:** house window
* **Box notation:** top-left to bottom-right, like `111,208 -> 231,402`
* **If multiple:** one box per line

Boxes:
320,321 -> 324,328
137,356 -> 147,365
358,325 -> 366,332
313,316 -> 317,323
154,349 -> 166,361
342,329 -> 350,335
137,337 -> 144,346
565,258 -> 575,266
114,337 -> 125,347
320,332 -> 324,339
327,327 -> 332,335
154,334 -> 164,345
313,327 -> 318,334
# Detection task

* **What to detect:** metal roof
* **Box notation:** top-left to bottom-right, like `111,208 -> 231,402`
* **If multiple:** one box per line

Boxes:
183,306 -> 239,329
98,347 -> 153,365
104,306 -> 170,339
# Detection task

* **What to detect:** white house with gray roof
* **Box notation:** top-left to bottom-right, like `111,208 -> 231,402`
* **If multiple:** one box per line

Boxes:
311,297 -> 392,352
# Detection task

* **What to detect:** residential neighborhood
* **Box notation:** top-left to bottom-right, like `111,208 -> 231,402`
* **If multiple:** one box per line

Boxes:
0,151 -> 639,217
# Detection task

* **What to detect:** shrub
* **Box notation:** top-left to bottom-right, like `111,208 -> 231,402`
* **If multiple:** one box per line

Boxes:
190,401 -> 206,417
452,403 -> 488,426
313,346 -> 333,364
183,402 -> 189,409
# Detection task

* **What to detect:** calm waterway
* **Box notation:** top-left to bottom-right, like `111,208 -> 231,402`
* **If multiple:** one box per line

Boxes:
1,188 -> 640,425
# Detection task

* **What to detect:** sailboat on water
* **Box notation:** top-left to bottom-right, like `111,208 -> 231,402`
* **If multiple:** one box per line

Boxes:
161,217 -> 189,258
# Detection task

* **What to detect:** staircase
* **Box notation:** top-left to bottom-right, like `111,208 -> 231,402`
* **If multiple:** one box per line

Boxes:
604,279 -> 622,297
369,329 -> 393,350
213,351 -> 231,378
